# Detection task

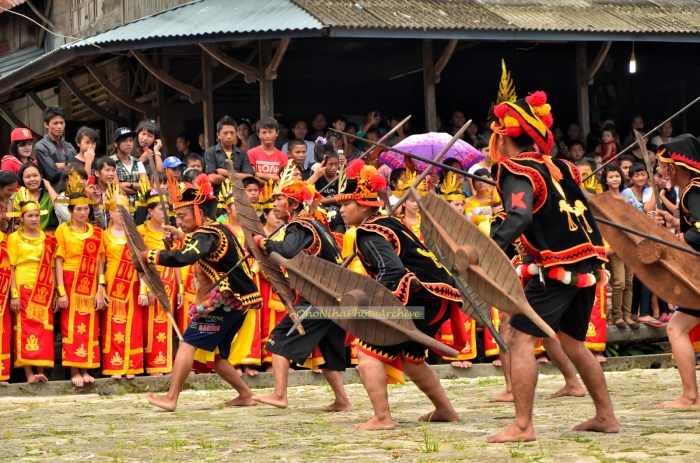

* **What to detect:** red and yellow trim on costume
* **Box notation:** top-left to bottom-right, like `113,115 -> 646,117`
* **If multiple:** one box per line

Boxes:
0,235 -> 11,380
497,157 -> 548,213
585,281 -> 607,352
520,236 -> 607,268
357,340 -> 427,385
439,310 -> 476,362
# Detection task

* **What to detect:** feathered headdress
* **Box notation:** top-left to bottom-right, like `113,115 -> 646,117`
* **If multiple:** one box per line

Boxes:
255,179 -> 276,212
136,176 -> 168,207
486,59 -> 518,123
63,171 -> 92,206
438,171 -> 466,202
336,159 -> 386,207
102,181 -> 130,211
392,169 -> 428,198
168,173 -> 215,226
11,186 -> 45,217
218,178 -> 234,209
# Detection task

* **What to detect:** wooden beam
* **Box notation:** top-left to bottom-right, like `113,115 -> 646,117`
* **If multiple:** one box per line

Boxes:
213,49 -> 259,90
430,39 -> 457,84
25,0 -> 55,30
85,63 -> 153,116
199,44 -> 262,84
36,0 -> 53,48
26,91 -> 46,111
259,41 -> 274,118
576,44 -> 591,140
422,40 -> 437,132
59,75 -> 122,124
201,51 -> 215,150
585,41 -> 612,83
131,50 -> 205,103
0,103 -> 42,138
265,38 -> 290,80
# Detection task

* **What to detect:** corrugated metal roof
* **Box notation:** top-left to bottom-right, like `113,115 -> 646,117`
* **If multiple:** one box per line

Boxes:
292,0 -> 700,35
0,45 -> 44,75
66,0 -> 323,49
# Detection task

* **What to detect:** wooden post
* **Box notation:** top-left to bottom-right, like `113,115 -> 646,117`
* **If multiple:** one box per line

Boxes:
422,40 -> 437,132
576,43 -> 590,140
259,41 -> 274,118
201,51 -> 214,149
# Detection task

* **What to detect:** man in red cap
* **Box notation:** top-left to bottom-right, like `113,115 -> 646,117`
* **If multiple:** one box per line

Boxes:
486,91 -> 619,443
252,179 -> 352,412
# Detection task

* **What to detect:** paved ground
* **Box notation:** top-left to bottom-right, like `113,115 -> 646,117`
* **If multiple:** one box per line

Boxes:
1,367 -> 698,462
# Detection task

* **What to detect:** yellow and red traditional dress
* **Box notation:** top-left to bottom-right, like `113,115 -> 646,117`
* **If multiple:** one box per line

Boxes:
0,231 -> 12,380
138,220 -> 176,373
55,221 -> 103,369
102,225 -> 144,375
8,228 -> 57,368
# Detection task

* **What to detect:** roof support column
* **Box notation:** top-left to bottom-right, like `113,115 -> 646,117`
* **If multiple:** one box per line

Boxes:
201,51 -> 215,149
422,40 -> 437,132
576,41 -> 611,140
259,41 -> 274,119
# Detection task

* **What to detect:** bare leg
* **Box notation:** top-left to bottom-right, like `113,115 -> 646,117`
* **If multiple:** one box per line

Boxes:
558,332 -> 620,433
71,367 -> 84,388
146,342 -> 196,411
319,369 -> 353,411
486,328 -> 538,443
490,321 -> 513,403
215,358 -> 257,407
355,350 -> 395,430
657,312 -> 700,409
253,354 -> 290,408
542,337 -> 586,399
403,361 -> 459,423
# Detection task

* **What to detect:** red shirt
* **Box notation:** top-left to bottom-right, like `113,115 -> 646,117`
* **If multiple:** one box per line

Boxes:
246,146 -> 288,176
1,155 -> 37,174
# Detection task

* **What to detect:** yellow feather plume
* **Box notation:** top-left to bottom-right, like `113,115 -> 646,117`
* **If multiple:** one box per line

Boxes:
496,59 -> 517,105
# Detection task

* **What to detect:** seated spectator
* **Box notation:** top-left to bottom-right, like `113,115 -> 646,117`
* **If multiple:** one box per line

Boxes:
2,128 -> 37,174
281,120 -> 315,168
286,139 -> 313,181
618,154 -> 636,188
34,106 -> 76,190
184,152 -> 203,171
247,117 -> 288,184
568,141 -> 586,163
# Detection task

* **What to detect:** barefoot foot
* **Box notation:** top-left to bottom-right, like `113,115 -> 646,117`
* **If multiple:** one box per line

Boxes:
492,358 -> 502,367
418,408 -> 459,422
593,353 -> 607,363
320,401 -> 354,412
489,390 -> 514,403
450,360 -> 473,369
656,396 -> 700,409
253,393 -> 288,409
71,373 -> 84,388
0,381 -> 8,387
486,423 -> 536,443
126,374 -> 136,380
146,392 -> 177,412
244,367 -> 258,377
111,375 -> 123,380
572,416 -> 620,433
223,396 -> 257,407
355,415 -> 395,431
26,373 -> 38,384
36,374 -> 48,383
82,372 -> 95,384
548,384 -> 586,399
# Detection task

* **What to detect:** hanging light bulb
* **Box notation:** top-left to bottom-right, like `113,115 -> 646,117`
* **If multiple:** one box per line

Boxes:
629,43 -> 637,74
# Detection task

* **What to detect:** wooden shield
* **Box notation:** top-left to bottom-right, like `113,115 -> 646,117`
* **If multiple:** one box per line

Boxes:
225,161 -> 303,333
417,190 -> 556,338
269,252 -> 460,358
118,204 -> 183,341
589,191 -> 700,309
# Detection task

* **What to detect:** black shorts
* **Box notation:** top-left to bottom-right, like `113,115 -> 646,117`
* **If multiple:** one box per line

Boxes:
509,276 -> 595,341
358,291 -> 452,363
182,308 -> 247,359
266,313 -> 346,371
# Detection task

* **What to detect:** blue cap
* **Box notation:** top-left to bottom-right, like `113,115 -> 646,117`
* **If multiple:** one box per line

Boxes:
163,156 -> 186,169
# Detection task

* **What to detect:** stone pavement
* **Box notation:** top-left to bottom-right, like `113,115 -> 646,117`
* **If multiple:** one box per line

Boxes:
1,363 -> 698,462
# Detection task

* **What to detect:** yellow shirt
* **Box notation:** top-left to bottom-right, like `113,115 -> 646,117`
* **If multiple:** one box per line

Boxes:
137,221 -> 166,271
103,228 -> 136,284
7,230 -> 48,285
55,222 -> 103,272
465,196 -> 493,226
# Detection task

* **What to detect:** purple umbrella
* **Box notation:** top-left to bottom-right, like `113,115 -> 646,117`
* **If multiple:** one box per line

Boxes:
379,132 -> 485,173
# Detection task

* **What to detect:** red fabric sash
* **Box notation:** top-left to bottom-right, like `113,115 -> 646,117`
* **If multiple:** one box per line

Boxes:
109,243 -> 137,303
0,240 -> 11,310
72,227 -> 101,299
27,235 -> 56,322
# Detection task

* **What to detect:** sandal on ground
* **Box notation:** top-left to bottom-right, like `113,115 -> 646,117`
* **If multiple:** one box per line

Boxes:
638,317 -> 665,327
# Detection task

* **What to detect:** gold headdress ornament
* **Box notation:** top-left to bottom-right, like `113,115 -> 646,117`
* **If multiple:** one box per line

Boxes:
102,181 -> 130,211
272,159 -> 297,197
12,186 -> 45,216
255,179 -> 276,212
136,176 -> 167,207
167,173 -> 214,226
497,59 -> 517,105
392,169 -> 428,198
218,178 -> 234,209
64,171 -> 93,206
438,171 -> 466,202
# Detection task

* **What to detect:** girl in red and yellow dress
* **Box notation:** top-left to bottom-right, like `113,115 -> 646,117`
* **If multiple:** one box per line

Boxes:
0,228 -> 12,386
392,169 -> 427,241
54,173 -> 107,387
136,178 -> 183,375
101,183 -> 144,379
8,187 -> 57,383
436,172 -> 476,368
